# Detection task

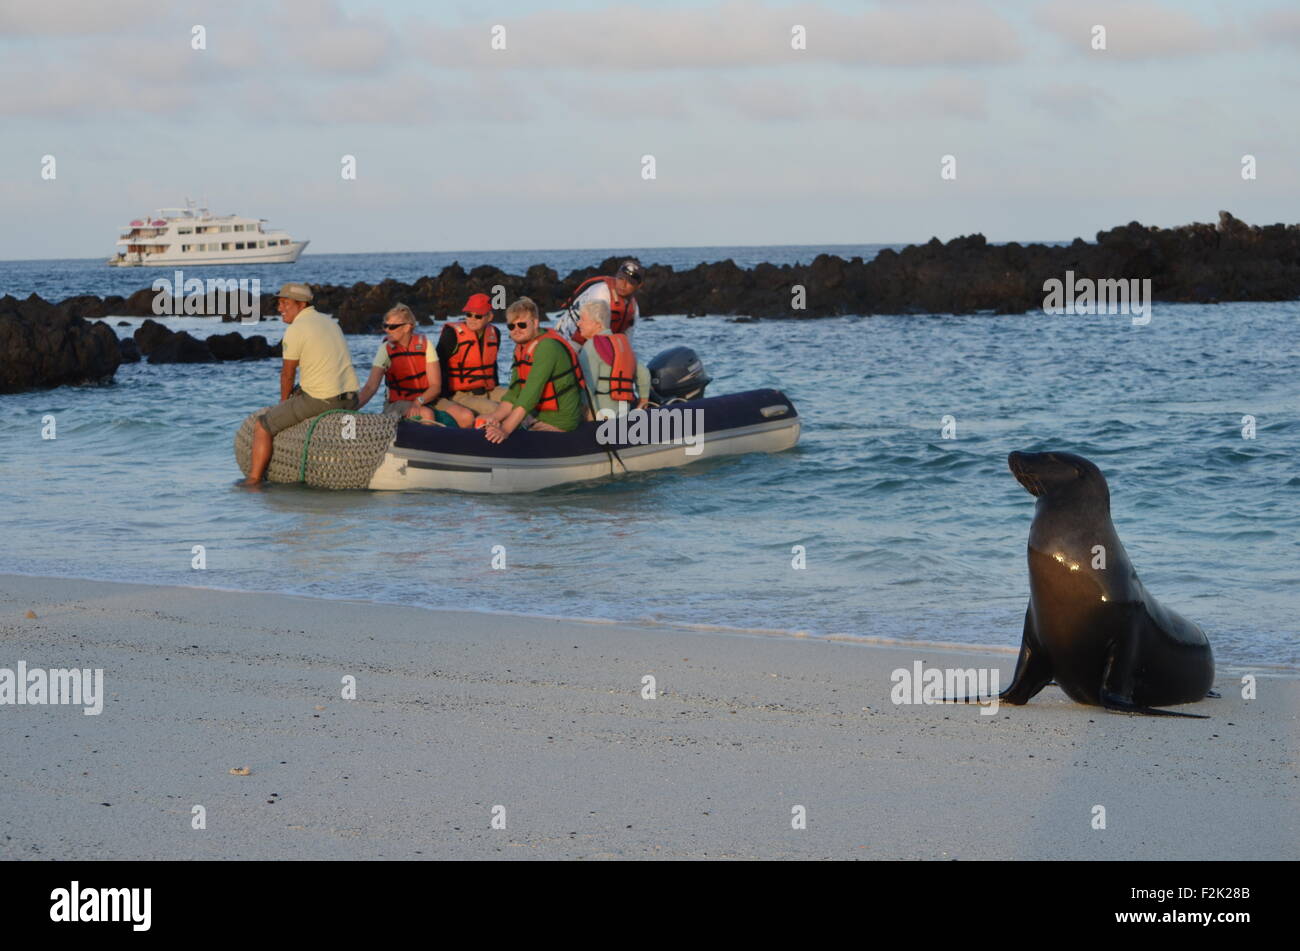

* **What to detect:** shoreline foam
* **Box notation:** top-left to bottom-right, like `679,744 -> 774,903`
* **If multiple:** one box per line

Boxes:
4,569 -> 1296,676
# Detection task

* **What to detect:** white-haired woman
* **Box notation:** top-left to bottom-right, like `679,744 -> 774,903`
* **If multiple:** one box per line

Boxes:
575,298 -> 650,418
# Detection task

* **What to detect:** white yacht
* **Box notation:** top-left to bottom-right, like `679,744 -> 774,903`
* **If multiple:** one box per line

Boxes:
109,200 -> 308,267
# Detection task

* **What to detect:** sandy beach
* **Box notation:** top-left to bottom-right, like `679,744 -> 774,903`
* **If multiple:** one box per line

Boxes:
1,573 -> 1296,861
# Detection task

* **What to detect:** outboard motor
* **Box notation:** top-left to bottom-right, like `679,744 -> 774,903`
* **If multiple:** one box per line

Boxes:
648,346 -> 712,404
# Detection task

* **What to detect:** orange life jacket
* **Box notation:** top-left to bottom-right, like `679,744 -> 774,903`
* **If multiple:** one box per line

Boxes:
384,332 -> 429,402
569,276 -> 637,344
446,322 -> 500,392
512,330 -> 586,413
592,333 -> 637,402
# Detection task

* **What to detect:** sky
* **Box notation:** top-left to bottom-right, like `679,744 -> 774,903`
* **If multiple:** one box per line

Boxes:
1,0 -> 1298,258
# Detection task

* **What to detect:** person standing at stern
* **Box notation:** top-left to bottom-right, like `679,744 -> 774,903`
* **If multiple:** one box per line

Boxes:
554,258 -> 644,345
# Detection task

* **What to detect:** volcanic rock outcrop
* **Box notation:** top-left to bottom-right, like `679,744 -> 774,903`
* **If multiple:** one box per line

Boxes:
0,294 -> 122,393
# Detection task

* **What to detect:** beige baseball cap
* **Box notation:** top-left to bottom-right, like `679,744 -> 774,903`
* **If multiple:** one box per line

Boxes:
276,282 -> 313,302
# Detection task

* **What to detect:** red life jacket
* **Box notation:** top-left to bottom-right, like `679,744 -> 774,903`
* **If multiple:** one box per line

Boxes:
569,276 -> 637,344
446,322 -> 500,392
512,330 -> 586,413
384,332 -> 429,402
592,333 -> 637,402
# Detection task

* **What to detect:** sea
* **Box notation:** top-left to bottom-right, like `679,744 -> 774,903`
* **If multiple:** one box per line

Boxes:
2,247 -> 1297,670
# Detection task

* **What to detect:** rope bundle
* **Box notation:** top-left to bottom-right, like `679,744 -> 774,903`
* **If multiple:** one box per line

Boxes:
234,407 -> 398,489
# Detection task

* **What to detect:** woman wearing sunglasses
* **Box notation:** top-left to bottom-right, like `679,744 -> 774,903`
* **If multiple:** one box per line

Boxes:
356,304 -> 473,426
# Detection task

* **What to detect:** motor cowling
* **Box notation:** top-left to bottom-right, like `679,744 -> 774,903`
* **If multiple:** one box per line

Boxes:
648,346 -> 712,403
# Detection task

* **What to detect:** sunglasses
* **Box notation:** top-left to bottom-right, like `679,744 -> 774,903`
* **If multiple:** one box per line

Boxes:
507,321 -> 532,330
463,312 -> 488,319
383,323 -> 409,330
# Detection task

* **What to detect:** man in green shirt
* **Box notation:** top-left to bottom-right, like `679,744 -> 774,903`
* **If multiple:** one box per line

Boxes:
482,297 -> 586,443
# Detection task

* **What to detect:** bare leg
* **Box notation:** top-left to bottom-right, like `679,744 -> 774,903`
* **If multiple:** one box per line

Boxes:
391,400 -> 449,425
241,420 -> 273,485
441,402 -> 475,428
436,397 -> 478,428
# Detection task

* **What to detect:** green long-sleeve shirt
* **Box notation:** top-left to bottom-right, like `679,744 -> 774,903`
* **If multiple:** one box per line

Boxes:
503,336 -> 585,431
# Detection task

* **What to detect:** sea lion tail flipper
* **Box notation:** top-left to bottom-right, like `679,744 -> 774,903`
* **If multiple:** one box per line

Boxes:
1099,691 -> 1210,719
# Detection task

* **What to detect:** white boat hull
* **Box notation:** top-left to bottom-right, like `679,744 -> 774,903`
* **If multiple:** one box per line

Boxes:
367,416 -> 800,492
109,241 -> 309,267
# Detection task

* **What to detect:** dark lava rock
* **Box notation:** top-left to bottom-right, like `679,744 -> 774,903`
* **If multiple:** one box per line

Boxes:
130,319 -> 283,363
124,287 -> 160,316
15,212 -> 1300,331
56,294 -> 109,320
206,331 -> 282,361
133,319 -> 173,355
0,294 -> 122,392
118,337 -> 141,363
206,332 -> 251,361
147,330 -> 217,364
242,335 -> 281,360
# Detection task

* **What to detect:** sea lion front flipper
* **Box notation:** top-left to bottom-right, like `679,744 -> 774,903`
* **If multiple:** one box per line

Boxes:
1099,635 -> 1209,718
998,607 -> 1053,705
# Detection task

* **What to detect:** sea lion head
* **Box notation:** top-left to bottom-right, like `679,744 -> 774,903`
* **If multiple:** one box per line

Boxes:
1008,450 -> 1110,508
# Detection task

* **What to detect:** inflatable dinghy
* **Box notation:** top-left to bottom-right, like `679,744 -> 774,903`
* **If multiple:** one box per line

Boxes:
234,388 -> 800,493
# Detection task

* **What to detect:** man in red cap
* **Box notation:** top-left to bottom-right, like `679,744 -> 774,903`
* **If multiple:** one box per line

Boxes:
434,292 -> 506,417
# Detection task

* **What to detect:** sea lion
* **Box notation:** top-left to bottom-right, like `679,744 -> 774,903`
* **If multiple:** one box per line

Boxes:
999,450 -> 1215,717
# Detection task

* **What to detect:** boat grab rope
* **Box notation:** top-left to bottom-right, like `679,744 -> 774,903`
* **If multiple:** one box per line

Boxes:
297,409 -> 353,482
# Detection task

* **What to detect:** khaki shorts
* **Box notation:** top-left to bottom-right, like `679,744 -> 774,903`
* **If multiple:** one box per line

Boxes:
440,386 -> 507,417
260,390 -> 359,436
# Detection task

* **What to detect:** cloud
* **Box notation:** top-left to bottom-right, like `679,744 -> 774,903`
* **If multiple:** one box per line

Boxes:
0,2 -> 1019,122
0,0 -> 164,35
271,0 -> 395,74
0,0 -> 395,118
1252,8 -> 1300,46
718,75 -> 986,121
0,55 -> 196,118
537,75 -> 695,122
407,1 -> 1024,70
1033,0 -> 1237,60
906,76 -> 987,119
1028,82 -> 1116,118
717,77 -> 816,121
291,70 -> 539,124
